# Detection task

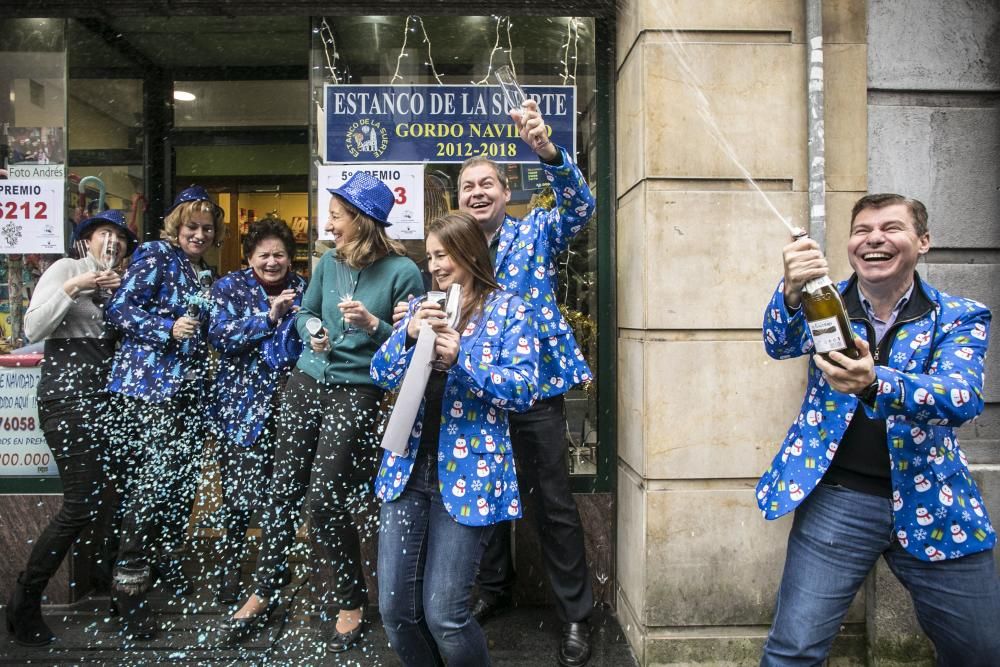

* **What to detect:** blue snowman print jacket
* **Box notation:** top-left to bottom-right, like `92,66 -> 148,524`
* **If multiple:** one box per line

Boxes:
371,290 -> 539,527
106,240 -> 214,402
495,145 -> 595,398
757,274 -> 994,561
208,268 -> 306,448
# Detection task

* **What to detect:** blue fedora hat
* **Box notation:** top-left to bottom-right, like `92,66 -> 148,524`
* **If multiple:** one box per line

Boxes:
165,185 -> 223,217
327,172 -> 394,227
73,209 -> 139,255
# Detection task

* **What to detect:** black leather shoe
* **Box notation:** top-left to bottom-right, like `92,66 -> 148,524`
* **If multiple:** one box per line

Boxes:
471,594 -> 512,625
217,597 -> 279,647
558,621 -> 592,667
112,566 -> 157,641
217,568 -> 242,605
5,573 -> 54,647
326,606 -> 368,653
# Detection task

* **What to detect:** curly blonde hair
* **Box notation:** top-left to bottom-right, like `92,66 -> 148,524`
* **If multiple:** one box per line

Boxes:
162,200 -> 226,248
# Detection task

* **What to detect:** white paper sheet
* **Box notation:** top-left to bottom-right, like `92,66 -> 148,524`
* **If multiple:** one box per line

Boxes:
380,323 -> 436,455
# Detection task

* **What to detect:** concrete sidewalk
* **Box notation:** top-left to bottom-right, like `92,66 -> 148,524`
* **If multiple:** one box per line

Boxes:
1,583 -> 637,666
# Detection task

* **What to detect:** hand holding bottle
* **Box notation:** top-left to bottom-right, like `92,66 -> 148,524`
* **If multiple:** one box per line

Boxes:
783,228 -> 863,361
172,316 -> 200,340
782,228 -> 829,309
814,337 -> 876,394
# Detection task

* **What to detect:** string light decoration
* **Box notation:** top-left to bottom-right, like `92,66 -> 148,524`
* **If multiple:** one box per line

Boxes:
473,15 -> 516,85
318,18 -> 342,83
390,15 -> 444,85
560,18 -> 581,85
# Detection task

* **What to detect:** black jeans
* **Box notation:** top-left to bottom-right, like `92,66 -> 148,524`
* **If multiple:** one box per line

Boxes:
252,370 -> 382,609
217,419 -> 276,569
21,396 -> 110,590
109,383 -> 205,571
477,395 -> 593,622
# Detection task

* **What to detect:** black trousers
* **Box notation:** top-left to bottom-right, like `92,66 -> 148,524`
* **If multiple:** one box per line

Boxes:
476,395 -> 593,623
217,420 -> 276,569
252,370 -> 382,609
21,396 -> 110,590
110,384 -> 204,571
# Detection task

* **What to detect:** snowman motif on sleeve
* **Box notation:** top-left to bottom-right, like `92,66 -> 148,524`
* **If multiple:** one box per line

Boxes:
950,521 -> 967,544
915,504 -> 934,526
476,496 -> 490,517
453,435 -> 469,459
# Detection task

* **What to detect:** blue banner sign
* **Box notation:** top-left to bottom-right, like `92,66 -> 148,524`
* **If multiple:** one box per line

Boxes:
324,84 -> 576,164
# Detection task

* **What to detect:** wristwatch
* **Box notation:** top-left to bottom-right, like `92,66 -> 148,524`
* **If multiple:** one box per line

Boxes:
857,378 -> 879,405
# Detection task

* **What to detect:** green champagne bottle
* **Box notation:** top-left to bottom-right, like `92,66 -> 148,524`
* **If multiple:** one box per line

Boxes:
800,275 -> 862,360
793,230 -> 863,361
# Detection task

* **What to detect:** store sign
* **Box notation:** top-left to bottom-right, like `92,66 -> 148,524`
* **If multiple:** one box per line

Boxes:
0,179 -> 65,254
0,366 -> 54,478
324,84 -> 576,164
317,164 -> 425,240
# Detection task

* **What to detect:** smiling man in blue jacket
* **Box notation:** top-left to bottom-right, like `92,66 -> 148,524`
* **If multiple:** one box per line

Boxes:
757,193 -> 1000,665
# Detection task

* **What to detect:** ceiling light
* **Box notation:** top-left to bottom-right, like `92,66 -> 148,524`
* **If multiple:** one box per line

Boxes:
173,90 -> 196,102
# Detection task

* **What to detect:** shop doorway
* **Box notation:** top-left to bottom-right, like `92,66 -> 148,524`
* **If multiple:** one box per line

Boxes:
67,16 -> 311,272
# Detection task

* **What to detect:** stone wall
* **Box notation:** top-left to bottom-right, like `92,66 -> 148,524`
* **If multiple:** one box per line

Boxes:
866,1 -> 1000,664
614,0 -> 868,664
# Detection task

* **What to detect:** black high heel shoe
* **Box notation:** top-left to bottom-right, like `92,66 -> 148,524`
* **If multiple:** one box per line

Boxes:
216,567 -> 242,605
217,596 -> 280,646
327,604 -> 368,653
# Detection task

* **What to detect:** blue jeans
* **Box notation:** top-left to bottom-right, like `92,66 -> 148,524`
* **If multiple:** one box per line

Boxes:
762,483 -> 1000,666
378,453 -> 494,667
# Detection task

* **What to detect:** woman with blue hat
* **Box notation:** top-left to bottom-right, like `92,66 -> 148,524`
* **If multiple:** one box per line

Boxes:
103,185 -> 225,639
6,210 -> 136,646
222,172 -> 422,651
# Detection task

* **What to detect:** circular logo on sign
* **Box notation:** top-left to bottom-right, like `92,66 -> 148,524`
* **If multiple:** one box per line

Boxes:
1,220 -> 23,248
345,119 -> 389,159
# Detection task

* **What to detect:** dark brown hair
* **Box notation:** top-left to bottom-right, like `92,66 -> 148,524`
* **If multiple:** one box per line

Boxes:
243,217 -> 296,260
426,211 -> 501,329
458,155 -> 508,190
851,193 -> 929,237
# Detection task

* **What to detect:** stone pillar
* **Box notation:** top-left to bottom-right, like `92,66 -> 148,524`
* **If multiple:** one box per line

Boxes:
866,1 -> 1000,664
614,1 -> 867,663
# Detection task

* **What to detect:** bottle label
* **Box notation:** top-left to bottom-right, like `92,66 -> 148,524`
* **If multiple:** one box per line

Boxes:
807,316 -> 847,353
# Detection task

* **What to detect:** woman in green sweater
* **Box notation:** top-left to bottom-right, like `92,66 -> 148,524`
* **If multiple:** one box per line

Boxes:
222,173 -> 422,651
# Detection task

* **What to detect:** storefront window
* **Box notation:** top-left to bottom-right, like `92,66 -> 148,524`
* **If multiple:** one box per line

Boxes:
310,16 -> 601,479
0,19 -> 67,489
173,80 -> 308,128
